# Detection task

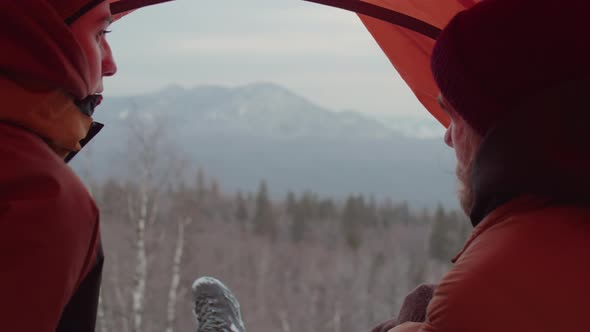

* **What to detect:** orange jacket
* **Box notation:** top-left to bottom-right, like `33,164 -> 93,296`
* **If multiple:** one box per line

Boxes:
392,84 -> 590,332
391,197 -> 590,332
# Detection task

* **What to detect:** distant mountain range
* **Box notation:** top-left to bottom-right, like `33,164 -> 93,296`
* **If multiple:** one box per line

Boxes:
73,82 -> 458,208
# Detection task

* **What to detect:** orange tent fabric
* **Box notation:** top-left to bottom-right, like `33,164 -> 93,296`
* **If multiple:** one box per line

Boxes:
114,0 -> 481,127
358,0 -> 467,127
305,0 -> 483,127
360,0 -> 483,127
114,0 -> 473,126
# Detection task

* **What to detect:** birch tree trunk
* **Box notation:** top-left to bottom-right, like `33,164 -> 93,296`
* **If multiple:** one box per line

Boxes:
111,254 -> 130,332
97,294 -> 108,332
165,218 -> 190,332
279,310 -> 291,332
132,176 -> 149,332
333,305 -> 342,332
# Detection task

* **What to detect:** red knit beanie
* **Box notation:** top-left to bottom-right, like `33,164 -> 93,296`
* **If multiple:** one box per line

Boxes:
431,0 -> 590,136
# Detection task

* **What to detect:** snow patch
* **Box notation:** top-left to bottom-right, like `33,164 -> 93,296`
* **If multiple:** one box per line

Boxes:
192,276 -> 225,291
118,110 -> 129,120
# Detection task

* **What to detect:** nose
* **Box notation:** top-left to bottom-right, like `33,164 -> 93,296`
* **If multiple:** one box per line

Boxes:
444,124 -> 454,148
102,40 -> 117,77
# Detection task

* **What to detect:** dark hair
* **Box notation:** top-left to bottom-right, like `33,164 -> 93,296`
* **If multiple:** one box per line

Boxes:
469,77 -> 590,225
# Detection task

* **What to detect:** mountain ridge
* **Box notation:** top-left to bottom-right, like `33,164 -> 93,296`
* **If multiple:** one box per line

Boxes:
82,82 -> 457,208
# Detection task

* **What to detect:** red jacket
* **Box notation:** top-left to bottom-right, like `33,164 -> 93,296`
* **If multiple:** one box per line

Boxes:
391,197 -> 590,332
0,122 -> 103,331
0,20 -> 103,328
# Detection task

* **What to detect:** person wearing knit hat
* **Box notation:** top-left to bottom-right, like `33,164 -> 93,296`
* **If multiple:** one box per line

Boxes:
1,1 -> 120,331
372,0 -> 590,331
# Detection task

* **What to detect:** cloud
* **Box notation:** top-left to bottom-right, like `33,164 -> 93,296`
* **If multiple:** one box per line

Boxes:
171,31 -> 376,57
105,0 -> 429,117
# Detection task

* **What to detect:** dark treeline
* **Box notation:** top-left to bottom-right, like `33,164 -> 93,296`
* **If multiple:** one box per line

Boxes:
91,166 -> 469,332
80,113 -> 469,332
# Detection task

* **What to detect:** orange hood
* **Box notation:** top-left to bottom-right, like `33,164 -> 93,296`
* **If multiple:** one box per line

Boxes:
0,0 -> 172,158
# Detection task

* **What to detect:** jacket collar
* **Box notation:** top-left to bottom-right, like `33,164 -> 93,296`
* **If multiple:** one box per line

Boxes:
453,196 -> 552,263
468,77 -> 590,226
0,77 -> 95,159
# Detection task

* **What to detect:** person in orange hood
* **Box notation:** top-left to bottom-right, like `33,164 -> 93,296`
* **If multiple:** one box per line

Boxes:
373,0 -> 590,331
0,1 -> 117,330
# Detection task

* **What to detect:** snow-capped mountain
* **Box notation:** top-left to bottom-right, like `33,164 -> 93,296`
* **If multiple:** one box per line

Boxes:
80,83 -> 457,208
98,82 -> 405,140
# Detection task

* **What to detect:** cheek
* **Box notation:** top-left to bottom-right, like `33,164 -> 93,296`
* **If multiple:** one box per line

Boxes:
80,36 -> 101,69
88,42 -> 102,72
452,124 -> 472,165
444,124 -> 454,147
77,40 -> 102,80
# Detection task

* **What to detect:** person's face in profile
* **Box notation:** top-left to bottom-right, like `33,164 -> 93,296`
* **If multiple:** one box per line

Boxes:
70,1 -> 118,96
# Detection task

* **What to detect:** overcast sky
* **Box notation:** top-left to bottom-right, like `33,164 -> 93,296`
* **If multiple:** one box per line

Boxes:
105,0 -> 431,119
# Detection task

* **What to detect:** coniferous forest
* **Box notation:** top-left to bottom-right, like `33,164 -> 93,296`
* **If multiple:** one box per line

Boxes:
78,117 -> 469,332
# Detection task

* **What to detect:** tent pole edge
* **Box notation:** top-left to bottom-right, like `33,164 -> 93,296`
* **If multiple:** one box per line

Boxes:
303,0 -> 441,39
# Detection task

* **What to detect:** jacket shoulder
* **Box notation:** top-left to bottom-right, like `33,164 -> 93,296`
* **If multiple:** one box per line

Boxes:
0,124 -> 101,331
0,123 -> 96,214
425,205 -> 590,332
